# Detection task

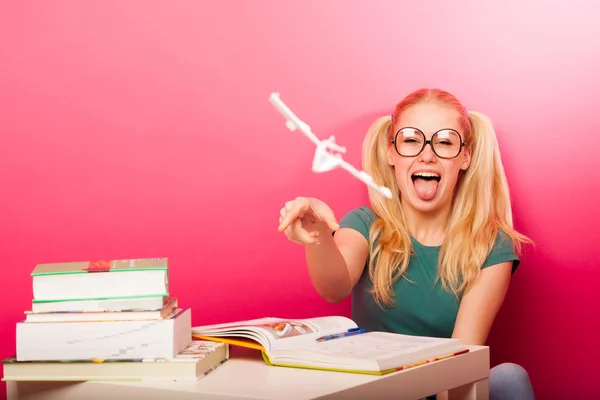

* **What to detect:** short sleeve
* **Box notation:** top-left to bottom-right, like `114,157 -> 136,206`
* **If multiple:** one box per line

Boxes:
335,206 -> 377,243
482,230 -> 520,274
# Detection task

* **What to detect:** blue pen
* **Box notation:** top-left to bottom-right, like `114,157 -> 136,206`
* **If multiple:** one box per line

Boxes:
316,327 -> 366,342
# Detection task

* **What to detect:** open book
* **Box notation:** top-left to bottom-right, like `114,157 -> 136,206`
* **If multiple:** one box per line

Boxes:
192,316 -> 468,375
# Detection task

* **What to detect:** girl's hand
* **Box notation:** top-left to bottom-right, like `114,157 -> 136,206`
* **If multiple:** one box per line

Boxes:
278,197 -> 340,245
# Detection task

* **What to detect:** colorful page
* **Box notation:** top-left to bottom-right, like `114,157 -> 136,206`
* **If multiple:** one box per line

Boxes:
192,316 -> 358,352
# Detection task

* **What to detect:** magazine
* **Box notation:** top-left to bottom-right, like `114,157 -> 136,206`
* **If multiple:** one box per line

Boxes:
192,316 -> 468,375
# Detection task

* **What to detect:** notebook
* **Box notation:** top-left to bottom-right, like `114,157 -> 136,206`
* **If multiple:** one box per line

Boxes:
192,316 -> 469,375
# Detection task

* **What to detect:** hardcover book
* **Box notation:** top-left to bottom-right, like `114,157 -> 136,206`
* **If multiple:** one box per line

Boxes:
31,258 -> 169,301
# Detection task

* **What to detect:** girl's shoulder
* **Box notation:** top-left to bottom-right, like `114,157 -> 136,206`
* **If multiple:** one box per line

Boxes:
337,206 -> 379,242
483,229 -> 521,273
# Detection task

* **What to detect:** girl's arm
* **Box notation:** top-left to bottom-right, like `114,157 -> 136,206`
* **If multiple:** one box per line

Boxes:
451,261 -> 513,345
305,227 -> 369,303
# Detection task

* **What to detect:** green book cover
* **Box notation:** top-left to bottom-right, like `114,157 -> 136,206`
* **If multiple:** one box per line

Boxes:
31,294 -> 168,304
31,258 -> 168,276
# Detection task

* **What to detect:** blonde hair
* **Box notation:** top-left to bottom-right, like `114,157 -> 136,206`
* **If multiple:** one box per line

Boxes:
362,88 -> 532,308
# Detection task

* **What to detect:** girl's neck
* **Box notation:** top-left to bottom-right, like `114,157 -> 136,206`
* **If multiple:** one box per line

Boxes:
401,202 -> 452,247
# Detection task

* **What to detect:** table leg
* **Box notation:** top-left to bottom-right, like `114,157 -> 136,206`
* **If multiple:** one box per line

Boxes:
448,378 -> 489,400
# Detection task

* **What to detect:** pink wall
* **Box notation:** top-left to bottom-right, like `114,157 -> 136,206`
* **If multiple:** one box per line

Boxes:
1,1 -> 598,398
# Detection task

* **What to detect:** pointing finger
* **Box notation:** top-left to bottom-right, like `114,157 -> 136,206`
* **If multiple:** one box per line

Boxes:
278,201 -> 303,232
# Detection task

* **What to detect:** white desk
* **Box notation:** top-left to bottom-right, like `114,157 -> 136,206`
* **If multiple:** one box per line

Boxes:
7,345 -> 490,400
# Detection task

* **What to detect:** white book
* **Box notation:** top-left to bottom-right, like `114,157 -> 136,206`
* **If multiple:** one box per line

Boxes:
3,341 -> 229,382
31,295 -> 168,313
24,298 -> 177,322
16,308 -> 191,362
31,258 -> 168,301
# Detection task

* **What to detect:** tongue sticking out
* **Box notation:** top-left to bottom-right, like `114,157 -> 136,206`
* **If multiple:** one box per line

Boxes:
414,178 -> 439,201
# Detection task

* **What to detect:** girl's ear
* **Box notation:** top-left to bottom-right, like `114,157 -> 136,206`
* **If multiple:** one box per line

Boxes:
386,142 -> 395,165
461,146 -> 472,170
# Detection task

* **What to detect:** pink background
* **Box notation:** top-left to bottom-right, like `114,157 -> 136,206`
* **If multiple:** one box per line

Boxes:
1,1 -> 598,398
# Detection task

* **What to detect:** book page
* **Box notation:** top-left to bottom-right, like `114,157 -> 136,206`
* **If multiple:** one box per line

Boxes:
192,316 -> 357,351
311,332 -> 438,359
257,316 -> 358,351
275,331 -> 465,370
296,316 -> 358,333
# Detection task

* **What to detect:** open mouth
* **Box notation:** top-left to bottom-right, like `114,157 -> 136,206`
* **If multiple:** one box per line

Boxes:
411,172 -> 441,201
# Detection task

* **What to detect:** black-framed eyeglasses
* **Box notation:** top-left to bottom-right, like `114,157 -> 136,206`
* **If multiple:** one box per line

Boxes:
391,127 -> 465,159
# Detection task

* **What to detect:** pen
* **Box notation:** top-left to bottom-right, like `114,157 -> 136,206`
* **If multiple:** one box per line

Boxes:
316,328 -> 366,342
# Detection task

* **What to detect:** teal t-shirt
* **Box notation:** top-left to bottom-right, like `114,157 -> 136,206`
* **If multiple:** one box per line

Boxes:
338,206 -> 520,339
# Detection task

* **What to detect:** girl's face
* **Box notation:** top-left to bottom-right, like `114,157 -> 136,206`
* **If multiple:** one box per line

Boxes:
387,102 -> 471,215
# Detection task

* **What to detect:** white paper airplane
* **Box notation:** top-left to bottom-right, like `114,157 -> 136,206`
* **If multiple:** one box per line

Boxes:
269,92 -> 393,199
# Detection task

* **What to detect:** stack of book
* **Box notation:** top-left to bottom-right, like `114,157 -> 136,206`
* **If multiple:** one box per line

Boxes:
2,258 -> 228,382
